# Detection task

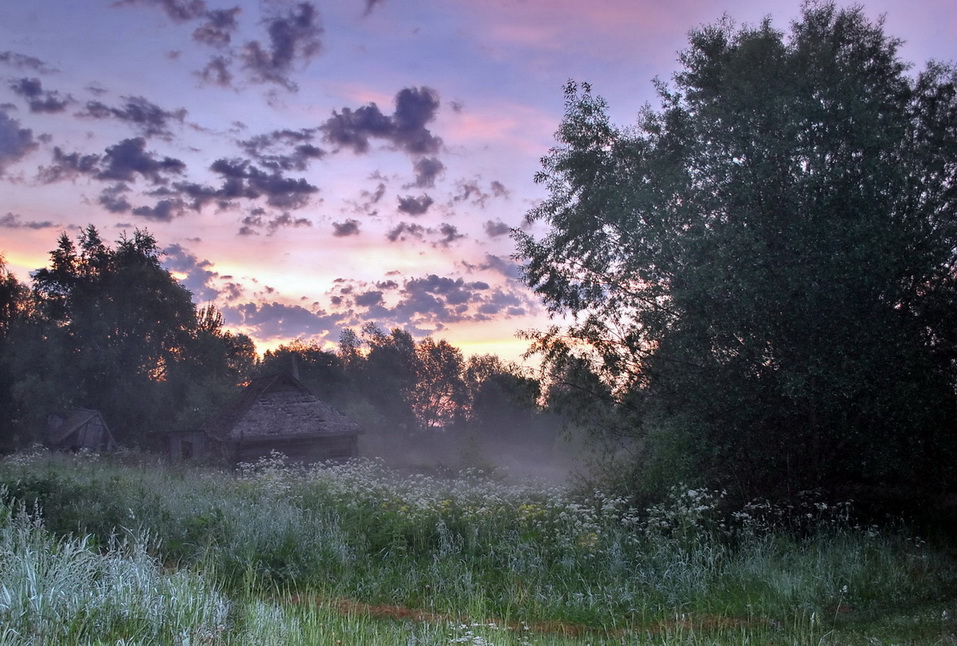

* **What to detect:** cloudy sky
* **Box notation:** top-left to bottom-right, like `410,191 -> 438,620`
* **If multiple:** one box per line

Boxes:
1,0 -> 954,361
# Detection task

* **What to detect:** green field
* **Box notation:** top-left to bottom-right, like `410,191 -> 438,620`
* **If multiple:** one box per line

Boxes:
0,449 -> 955,645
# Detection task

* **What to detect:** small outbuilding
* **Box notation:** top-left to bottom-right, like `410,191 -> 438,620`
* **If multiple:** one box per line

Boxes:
46,409 -> 118,453
202,372 -> 362,465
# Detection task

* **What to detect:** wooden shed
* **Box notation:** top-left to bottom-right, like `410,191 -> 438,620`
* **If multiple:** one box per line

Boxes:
202,372 -> 362,465
46,409 -> 118,453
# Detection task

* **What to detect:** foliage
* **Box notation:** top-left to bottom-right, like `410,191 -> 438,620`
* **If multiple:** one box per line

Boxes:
413,336 -> 468,429
260,338 -> 347,403
515,3 -> 957,507
0,255 -> 28,345
0,257 -> 30,448
0,226 -> 250,446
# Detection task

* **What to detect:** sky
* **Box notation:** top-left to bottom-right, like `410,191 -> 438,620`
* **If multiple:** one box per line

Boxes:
1,0 -> 954,362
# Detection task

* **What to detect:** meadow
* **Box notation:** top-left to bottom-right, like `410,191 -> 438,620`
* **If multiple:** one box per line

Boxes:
0,448 -> 955,645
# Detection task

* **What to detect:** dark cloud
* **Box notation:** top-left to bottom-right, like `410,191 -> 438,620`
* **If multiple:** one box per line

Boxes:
355,290 -> 383,307
385,220 -> 468,247
175,157 -> 318,211
241,2 -> 323,90
131,198 -> 186,221
490,180 -> 509,198
483,219 -> 511,238
392,87 -> 442,154
386,221 -> 426,242
97,137 -> 186,184
412,156 -> 444,187
406,274 -> 484,305
239,128 -> 324,172
222,300 -> 344,339
114,0 -> 209,23
162,242 -> 220,301
193,7 -> 240,47
475,290 -> 524,318
79,96 -> 187,139
397,194 -> 433,216
117,1 -> 320,91
352,179 -> 387,214
321,104 -> 392,154
0,110 -> 38,174
332,219 -> 360,237
436,223 -> 465,247
362,0 -> 386,16
452,178 -> 510,208
240,210 -> 312,235
365,181 -> 386,203
0,51 -> 56,74
480,253 -> 523,280
198,56 -> 234,87
9,78 -> 72,113
376,274 -> 489,325
0,212 -> 56,229
221,281 -> 245,301
98,183 -> 133,213
326,272 -> 533,330
452,179 -> 487,206
321,86 -> 441,156
37,147 -> 100,183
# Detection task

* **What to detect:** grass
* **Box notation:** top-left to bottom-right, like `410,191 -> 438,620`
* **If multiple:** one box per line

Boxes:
0,448 -> 955,644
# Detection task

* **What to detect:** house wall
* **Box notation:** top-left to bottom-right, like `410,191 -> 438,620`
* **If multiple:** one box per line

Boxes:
163,431 -> 207,461
231,434 -> 358,465
64,417 -> 116,452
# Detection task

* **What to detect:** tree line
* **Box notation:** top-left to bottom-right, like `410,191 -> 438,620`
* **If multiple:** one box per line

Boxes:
0,227 -> 562,465
515,2 -> 957,516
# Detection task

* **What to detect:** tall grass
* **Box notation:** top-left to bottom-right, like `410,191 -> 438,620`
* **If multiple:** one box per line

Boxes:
0,489 -> 228,645
0,448 -> 955,644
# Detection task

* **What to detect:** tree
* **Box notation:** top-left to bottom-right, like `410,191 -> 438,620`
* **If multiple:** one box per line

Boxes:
412,337 -> 467,429
260,338 -> 346,403
516,4 -> 957,507
465,354 -> 542,440
0,254 -> 28,344
0,256 -> 30,447
18,226 -> 233,443
343,324 -> 421,434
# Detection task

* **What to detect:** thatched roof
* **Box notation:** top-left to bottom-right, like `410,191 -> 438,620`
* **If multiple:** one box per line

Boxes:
203,372 -> 361,441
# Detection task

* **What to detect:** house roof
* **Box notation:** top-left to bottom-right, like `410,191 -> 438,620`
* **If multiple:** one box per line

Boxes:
47,408 -> 107,445
203,372 -> 362,441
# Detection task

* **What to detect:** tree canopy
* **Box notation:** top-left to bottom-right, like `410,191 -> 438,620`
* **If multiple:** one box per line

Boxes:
516,3 -> 957,508
1,226 -> 253,445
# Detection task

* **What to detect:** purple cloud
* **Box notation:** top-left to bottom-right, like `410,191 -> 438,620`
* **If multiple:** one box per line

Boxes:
0,111 -> 38,174
241,2 -> 323,90
321,86 -> 441,156
332,219 -> 361,236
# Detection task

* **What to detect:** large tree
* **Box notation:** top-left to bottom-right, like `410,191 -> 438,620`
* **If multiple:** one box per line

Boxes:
8,226 -> 247,444
516,4 -> 957,507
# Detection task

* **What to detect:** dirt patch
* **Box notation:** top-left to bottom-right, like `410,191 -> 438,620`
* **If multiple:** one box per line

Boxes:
288,594 -> 766,638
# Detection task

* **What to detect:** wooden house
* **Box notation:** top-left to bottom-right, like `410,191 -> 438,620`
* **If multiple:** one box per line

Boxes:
46,409 -> 118,453
202,372 -> 362,465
